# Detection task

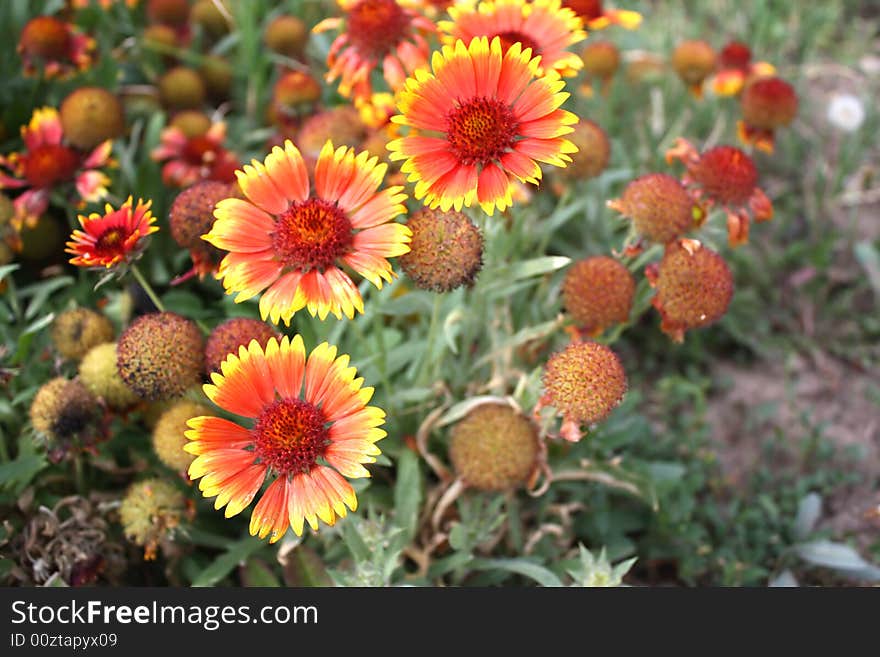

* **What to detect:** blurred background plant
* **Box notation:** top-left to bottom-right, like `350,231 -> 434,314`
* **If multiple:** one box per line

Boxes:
0,0 -> 877,587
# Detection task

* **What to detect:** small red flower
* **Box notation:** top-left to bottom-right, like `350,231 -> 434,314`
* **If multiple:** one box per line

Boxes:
562,0 -> 641,30
151,120 -> 240,188
18,15 -> 95,78
738,76 -> 798,153
666,138 -> 772,247
710,41 -> 776,97
66,197 -> 158,269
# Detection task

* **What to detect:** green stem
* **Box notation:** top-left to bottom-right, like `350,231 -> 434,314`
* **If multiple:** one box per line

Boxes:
130,263 -> 165,313
0,425 -> 10,462
73,455 -> 85,495
416,295 -> 443,386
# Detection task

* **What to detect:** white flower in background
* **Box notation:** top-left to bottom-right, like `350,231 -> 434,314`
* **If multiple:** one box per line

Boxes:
827,93 -> 865,132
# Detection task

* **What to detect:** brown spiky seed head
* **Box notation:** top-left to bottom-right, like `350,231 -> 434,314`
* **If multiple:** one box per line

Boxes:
29,377 -> 98,442
60,87 -> 125,150
563,256 -> 634,333
542,341 -> 627,425
117,312 -> 205,401
119,478 -> 187,558
654,240 -> 734,333
51,308 -> 115,361
19,16 -> 71,60
79,342 -> 140,410
741,76 -> 798,129
449,403 -> 540,491
142,24 -> 178,51
296,106 -> 366,160
692,146 -> 757,206
613,173 -> 696,244
191,0 -> 230,38
153,400 -> 210,471
581,40 -> 620,80
558,119 -> 610,181
168,180 -> 229,252
158,66 -> 206,110
273,70 -> 322,110
199,55 -> 233,98
671,40 -> 716,86
204,318 -> 278,374
264,15 -> 308,58
400,208 -> 483,292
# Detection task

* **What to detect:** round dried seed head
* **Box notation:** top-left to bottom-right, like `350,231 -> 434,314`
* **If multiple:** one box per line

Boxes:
562,256 -> 635,333
671,39 -> 716,86
158,66 -> 206,111
611,173 -> 697,244
119,478 -> 187,559
117,312 -> 205,401
692,146 -> 757,206
581,40 -> 620,80
741,76 -> 798,129
51,308 -> 115,361
449,403 -> 540,491
29,377 -> 99,443
153,400 -> 211,471
79,342 -> 140,410
60,87 -> 125,151
557,119 -> 611,181
204,318 -> 278,374
400,208 -> 483,292
264,15 -> 308,58
542,341 -> 627,425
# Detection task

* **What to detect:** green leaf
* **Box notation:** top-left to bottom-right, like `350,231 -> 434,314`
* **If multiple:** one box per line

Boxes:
393,449 -> 422,541
486,256 -> 570,283
470,558 -> 564,587
281,545 -> 333,587
239,558 -> 281,587
854,241 -> 880,298
0,449 -> 47,494
191,536 -> 264,587
0,263 -> 19,284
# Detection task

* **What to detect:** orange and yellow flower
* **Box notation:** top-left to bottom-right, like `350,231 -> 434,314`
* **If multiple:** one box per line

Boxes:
0,107 -> 111,233
66,197 -> 158,269
151,120 -> 239,188
562,0 -> 641,30
388,36 -> 578,215
709,41 -> 775,97
665,138 -> 772,247
18,15 -> 95,79
203,140 -> 410,324
439,0 -> 586,78
313,0 -> 436,101
185,336 -> 386,541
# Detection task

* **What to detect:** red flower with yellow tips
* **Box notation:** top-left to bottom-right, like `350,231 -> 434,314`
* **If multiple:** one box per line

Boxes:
562,0 -> 641,30
151,120 -> 240,188
0,107 -> 111,233
313,0 -> 436,101
18,15 -> 95,79
388,36 -> 578,215
666,138 -> 772,247
66,197 -> 158,269
185,336 -> 386,542
709,41 -> 775,97
439,0 -> 587,78
203,140 -> 410,324
738,76 -> 798,153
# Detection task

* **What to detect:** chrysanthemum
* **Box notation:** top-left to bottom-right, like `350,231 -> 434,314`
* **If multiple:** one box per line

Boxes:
666,138 -> 772,247
709,41 -> 775,97
66,197 -> 158,269
562,0 -> 641,30
185,336 -> 386,541
313,0 -> 436,101
203,140 -> 410,324
439,0 -> 586,78
151,120 -> 239,187
388,36 -> 578,215
18,15 -> 95,79
0,107 -> 111,232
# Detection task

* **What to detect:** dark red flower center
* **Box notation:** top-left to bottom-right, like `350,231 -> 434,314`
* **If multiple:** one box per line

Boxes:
347,0 -> 411,58
446,97 -> 519,166
272,198 -> 353,271
253,398 -> 330,476
23,144 -> 80,188
720,41 -> 752,71
94,226 -> 127,255
20,16 -> 72,60
494,31 -> 540,56
182,136 -> 220,166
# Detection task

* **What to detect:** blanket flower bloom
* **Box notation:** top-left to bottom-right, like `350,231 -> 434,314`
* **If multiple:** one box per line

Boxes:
709,41 -> 775,97
18,15 -> 95,79
0,107 -> 111,233
185,336 -> 386,541
151,120 -> 239,188
66,197 -> 158,269
439,0 -> 586,78
666,138 -> 772,247
313,0 -> 436,101
203,140 -> 410,324
388,36 -> 578,215
561,0 -> 641,30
